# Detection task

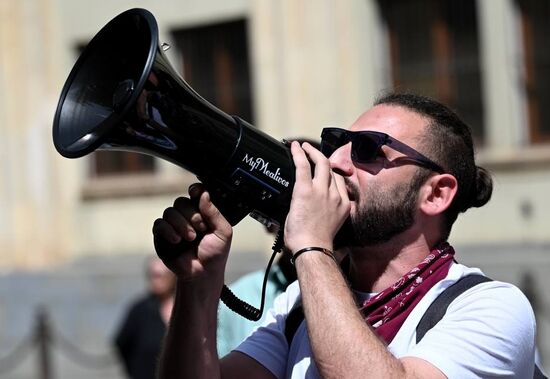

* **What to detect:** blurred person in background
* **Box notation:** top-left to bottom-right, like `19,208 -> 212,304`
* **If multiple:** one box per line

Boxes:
113,255 -> 175,379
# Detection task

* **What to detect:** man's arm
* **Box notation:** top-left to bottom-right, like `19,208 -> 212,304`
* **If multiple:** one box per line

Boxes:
154,184 -> 274,379
284,142 -> 446,379
158,280 -> 275,379
294,252 -> 445,379
158,279 -> 221,378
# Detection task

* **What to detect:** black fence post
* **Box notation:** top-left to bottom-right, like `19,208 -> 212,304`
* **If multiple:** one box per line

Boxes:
36,306 -> 53,379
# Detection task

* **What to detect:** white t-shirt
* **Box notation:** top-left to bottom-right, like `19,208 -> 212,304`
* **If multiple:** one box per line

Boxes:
236,263 -> 538,379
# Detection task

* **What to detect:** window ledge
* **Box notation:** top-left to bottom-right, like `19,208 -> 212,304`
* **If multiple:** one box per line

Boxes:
81,172 -> 196,200
477,145 -> 550,171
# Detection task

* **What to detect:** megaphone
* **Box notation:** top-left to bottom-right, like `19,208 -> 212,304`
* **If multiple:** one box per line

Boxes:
53,8 -> 355,320
53,7 -> 295,229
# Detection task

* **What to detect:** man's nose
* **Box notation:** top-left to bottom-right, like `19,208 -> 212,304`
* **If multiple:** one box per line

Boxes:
328,142 -> 354,176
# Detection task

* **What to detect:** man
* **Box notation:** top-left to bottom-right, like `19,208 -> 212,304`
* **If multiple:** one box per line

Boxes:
114,256 -> 176,379
152,93 -> 539,378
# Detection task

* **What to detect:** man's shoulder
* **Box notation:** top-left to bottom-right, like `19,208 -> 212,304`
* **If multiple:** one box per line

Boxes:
432,264 -> 535,339
444,263 -> 531,309
395,265 -> 537,377
396,263 -> 536,349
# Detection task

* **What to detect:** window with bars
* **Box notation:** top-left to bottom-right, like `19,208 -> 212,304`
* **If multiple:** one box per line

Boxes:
173,19 -> 254,124
379,0 -> 484,142
517,0 -> 550,143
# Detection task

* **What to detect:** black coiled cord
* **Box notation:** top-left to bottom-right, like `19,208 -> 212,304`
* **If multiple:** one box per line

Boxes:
219,228 -> 285,321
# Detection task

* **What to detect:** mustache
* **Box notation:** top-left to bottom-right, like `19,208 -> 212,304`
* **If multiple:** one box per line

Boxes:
344,178 -> 360,201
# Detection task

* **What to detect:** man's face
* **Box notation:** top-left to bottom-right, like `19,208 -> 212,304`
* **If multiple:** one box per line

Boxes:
328,104 -> 431,247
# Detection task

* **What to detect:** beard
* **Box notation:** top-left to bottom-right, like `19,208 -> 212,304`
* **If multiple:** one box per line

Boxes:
340,169 -> 429,248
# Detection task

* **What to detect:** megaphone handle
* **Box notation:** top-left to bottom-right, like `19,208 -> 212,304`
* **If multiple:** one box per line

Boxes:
153,233 -> 271,321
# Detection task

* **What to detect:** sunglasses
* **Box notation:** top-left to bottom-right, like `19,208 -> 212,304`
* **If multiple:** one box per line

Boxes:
320,127 -> 445,173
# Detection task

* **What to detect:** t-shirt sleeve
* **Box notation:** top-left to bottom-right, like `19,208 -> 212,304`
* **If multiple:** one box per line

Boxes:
405,282 -> 536,378
235,282 -> 299,379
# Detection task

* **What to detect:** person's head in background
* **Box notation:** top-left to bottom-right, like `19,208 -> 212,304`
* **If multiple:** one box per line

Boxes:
146,255 -> 176,300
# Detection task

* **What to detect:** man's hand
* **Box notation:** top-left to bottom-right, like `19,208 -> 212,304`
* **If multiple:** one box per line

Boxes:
152,183 -> 233,283
284,141 -> 350,254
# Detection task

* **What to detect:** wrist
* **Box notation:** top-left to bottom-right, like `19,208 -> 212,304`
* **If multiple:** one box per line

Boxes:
287,237 -> 333,254
291,246 -> 336,265
176,275 -> 224,303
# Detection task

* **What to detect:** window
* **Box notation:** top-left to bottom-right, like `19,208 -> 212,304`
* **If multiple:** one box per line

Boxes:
173,19 -> 254,124
379,0 -> 484,142
92,151 -> 155,176
517,0 -> 550,143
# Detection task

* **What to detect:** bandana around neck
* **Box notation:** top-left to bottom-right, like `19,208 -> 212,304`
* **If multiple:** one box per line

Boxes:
359,243 -> 455,344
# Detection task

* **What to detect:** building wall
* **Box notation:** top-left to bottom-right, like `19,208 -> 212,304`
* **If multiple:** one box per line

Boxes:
2,0 -> 545,264
0,0 -> 69,268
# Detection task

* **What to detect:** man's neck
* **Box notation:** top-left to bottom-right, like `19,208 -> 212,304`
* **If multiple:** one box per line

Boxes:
347,234 -> 436,293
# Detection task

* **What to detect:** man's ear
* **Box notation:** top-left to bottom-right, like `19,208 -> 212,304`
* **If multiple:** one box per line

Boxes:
419,174 -> 458,216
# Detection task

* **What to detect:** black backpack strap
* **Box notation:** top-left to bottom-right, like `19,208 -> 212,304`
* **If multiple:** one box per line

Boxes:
535,364 -> 548,379
284,303 -> 304,347
416,274 -> 492,343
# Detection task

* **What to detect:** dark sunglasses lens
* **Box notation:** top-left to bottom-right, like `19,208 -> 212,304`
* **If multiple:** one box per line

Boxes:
353,134 -> 381,163
321,129 -> 347,157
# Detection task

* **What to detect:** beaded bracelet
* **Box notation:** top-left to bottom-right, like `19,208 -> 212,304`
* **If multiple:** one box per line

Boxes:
290,246 -> 335,265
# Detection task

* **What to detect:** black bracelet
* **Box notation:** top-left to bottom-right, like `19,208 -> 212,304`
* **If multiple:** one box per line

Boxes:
290,246 -> 335,265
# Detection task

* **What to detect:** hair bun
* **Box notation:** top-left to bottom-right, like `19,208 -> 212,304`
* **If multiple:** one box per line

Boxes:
470,166 -> 493,208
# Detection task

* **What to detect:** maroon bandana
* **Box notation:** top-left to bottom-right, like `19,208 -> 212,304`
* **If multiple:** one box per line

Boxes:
360,243 -> 455,344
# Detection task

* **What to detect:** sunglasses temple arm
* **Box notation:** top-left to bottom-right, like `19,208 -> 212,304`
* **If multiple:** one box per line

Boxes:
388,139 -> 445,173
